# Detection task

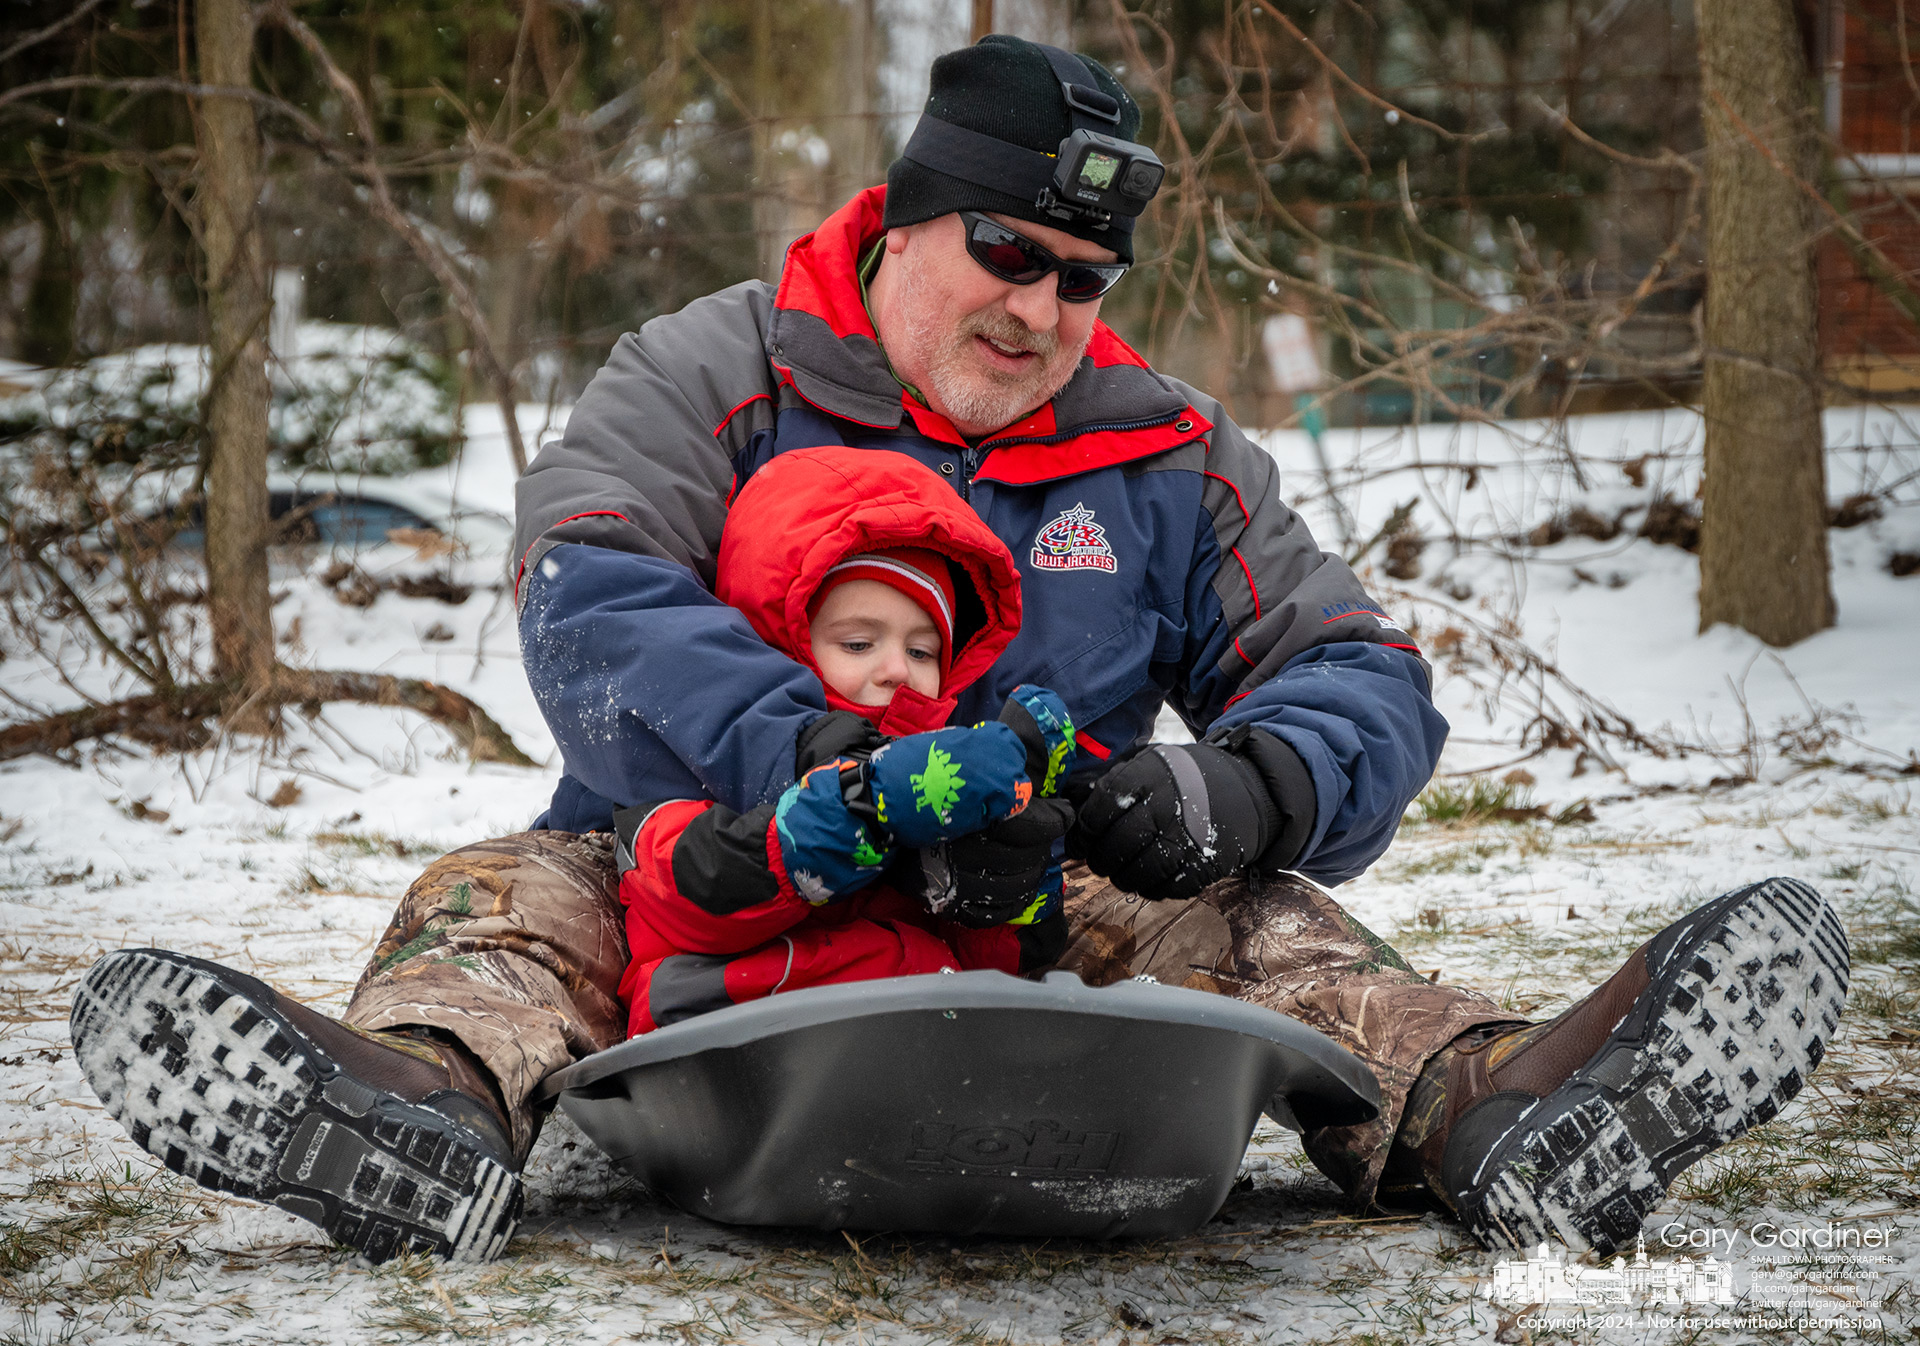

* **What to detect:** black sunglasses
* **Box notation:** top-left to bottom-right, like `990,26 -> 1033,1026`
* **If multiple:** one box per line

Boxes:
959,211 -> 1129,303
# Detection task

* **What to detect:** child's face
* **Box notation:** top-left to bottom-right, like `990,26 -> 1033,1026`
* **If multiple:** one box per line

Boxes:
809,579 -> 943,707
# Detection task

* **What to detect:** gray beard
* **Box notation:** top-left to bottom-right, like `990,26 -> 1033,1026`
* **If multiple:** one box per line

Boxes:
899,275 -> 1089,434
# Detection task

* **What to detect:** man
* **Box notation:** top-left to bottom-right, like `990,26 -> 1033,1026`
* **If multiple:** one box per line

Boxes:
69,36 -> 1848,1266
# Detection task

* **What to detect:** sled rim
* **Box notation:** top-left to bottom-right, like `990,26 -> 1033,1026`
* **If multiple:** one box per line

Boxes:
541,968 -> 1379,1123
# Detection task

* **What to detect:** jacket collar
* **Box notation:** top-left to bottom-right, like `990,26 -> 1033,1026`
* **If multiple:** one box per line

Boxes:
767,187 -> 1207,471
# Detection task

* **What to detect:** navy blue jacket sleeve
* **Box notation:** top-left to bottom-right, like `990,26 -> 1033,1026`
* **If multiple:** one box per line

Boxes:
1206,642 -> 1447,885
519,542 -> 827,815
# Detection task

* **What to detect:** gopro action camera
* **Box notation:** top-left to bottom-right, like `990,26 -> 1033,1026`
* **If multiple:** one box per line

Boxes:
1042,128 -> 1166,223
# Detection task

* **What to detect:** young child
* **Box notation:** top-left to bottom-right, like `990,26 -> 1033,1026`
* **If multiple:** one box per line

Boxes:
614,445 -> 1075,1036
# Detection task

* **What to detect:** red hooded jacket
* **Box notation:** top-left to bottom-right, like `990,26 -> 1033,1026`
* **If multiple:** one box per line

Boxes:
615,446 -> 1043,1036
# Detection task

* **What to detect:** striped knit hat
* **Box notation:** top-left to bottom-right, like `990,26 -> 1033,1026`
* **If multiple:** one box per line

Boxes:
807,547 -> 958,683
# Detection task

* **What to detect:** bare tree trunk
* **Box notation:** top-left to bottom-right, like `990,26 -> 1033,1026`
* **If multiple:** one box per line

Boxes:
971,0 -> 994,44
1695,0 -> 1834,646
751,0 -> 780,281
23,195 -> 78,367
829,0 -> 886,203
194,0 -> 275,698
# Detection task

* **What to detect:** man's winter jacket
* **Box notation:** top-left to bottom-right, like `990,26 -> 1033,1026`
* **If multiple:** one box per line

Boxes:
516,186 -> 1448,884
616,447 -> 1053,1035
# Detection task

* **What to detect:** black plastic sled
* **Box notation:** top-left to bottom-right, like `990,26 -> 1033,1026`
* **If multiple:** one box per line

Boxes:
543,970 -> 1380,1239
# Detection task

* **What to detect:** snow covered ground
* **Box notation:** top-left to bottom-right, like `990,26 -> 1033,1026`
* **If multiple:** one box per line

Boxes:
2,402 -> 1915,1344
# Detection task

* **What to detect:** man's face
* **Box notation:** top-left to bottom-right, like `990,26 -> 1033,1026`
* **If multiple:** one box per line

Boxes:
869,212 -> 1118,438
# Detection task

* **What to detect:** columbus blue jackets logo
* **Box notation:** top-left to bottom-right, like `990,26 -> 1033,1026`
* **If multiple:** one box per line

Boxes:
1031,503 -> 1116,573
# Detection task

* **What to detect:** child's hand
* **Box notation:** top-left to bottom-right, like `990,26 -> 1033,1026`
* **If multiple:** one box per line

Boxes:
772,761 -> 894,905
995,685 -> 1077,798
864,723 -> 1032,847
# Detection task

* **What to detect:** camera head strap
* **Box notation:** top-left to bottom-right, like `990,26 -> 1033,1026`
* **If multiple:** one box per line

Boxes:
900,44 -> 1165,236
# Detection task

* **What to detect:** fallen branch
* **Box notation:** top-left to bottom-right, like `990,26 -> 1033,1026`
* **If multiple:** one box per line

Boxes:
0,666 -> 536,767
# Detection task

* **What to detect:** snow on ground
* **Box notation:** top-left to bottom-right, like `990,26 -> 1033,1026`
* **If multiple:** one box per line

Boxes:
2,402 -> 1916,1344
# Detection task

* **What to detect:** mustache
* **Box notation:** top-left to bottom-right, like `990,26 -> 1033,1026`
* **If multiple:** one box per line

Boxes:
960,308 -> 1059,359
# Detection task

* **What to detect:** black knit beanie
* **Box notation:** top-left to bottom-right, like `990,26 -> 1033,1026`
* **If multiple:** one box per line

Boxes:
885,34 -> 1142,263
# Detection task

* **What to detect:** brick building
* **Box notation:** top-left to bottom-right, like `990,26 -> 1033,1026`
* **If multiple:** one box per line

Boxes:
1818,0 -> 1920,393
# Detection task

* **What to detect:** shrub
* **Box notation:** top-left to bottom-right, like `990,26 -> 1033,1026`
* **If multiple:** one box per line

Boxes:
0,322 -> 460,478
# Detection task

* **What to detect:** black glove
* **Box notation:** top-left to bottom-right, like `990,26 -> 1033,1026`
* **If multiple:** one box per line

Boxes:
1070,730 -> 1313,900
1015,908 -> 1068,974
921,797 -> 1074,928
795,710 -> 886,776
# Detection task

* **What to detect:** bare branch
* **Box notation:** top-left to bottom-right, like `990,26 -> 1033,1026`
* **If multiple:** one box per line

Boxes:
0,667 -> 537,766
256,0 -> 531,475
0,0 -> 110,65
1261,8 -> 1490,142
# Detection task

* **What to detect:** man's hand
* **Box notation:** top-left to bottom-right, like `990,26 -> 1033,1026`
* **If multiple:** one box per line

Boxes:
1070,740 -> 1281,900
795,710 -> 887,776
920,798 -> 1074,928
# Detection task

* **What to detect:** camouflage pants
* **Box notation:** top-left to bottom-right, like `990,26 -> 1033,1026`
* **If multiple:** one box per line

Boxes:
346,832 -> 1519,1203
1053,868 -> 1522,1204
344,832 -> 627,1158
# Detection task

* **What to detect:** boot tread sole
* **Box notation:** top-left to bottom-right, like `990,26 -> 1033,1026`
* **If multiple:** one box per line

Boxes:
1458,878 -> 1849,1256
69,948 -> 520,1264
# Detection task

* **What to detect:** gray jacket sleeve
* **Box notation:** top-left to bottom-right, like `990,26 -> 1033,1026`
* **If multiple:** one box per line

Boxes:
512,279 -> 781,603
1161,377 -> 1449,884
1164,375 -> 1435,696
511,280 -> 828,818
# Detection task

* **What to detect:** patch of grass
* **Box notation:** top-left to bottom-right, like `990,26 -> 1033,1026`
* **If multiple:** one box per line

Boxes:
568,1229 -> 1292,1346
1840,788 -> 1913,822
1384,840 -> 1503,881
1853,910 -> 1920,971
1849,977 -> 1919,1027
1405,777 -> 1534,826
284,864 -> 331,896
1513,823 -> 1559,859
312,830 -> 433,860
0,1306 -> 86,1346
1387,893 -> 1688,1001
363,1252 -> 579,1338
0,1165 -> 220,1310
1563,834 -> 1693,855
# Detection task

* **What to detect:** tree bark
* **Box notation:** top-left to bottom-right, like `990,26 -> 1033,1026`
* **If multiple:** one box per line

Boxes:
1695,0 -> 1834,646
194,0 -> 276,695
751,0 -> 781,281
23,195 -> 77,367
828,0 -> 885,209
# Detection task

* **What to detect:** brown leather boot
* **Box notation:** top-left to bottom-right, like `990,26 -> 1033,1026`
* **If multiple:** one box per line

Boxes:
1397,878 -> 1849,1255
70,948 -> 522,1263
